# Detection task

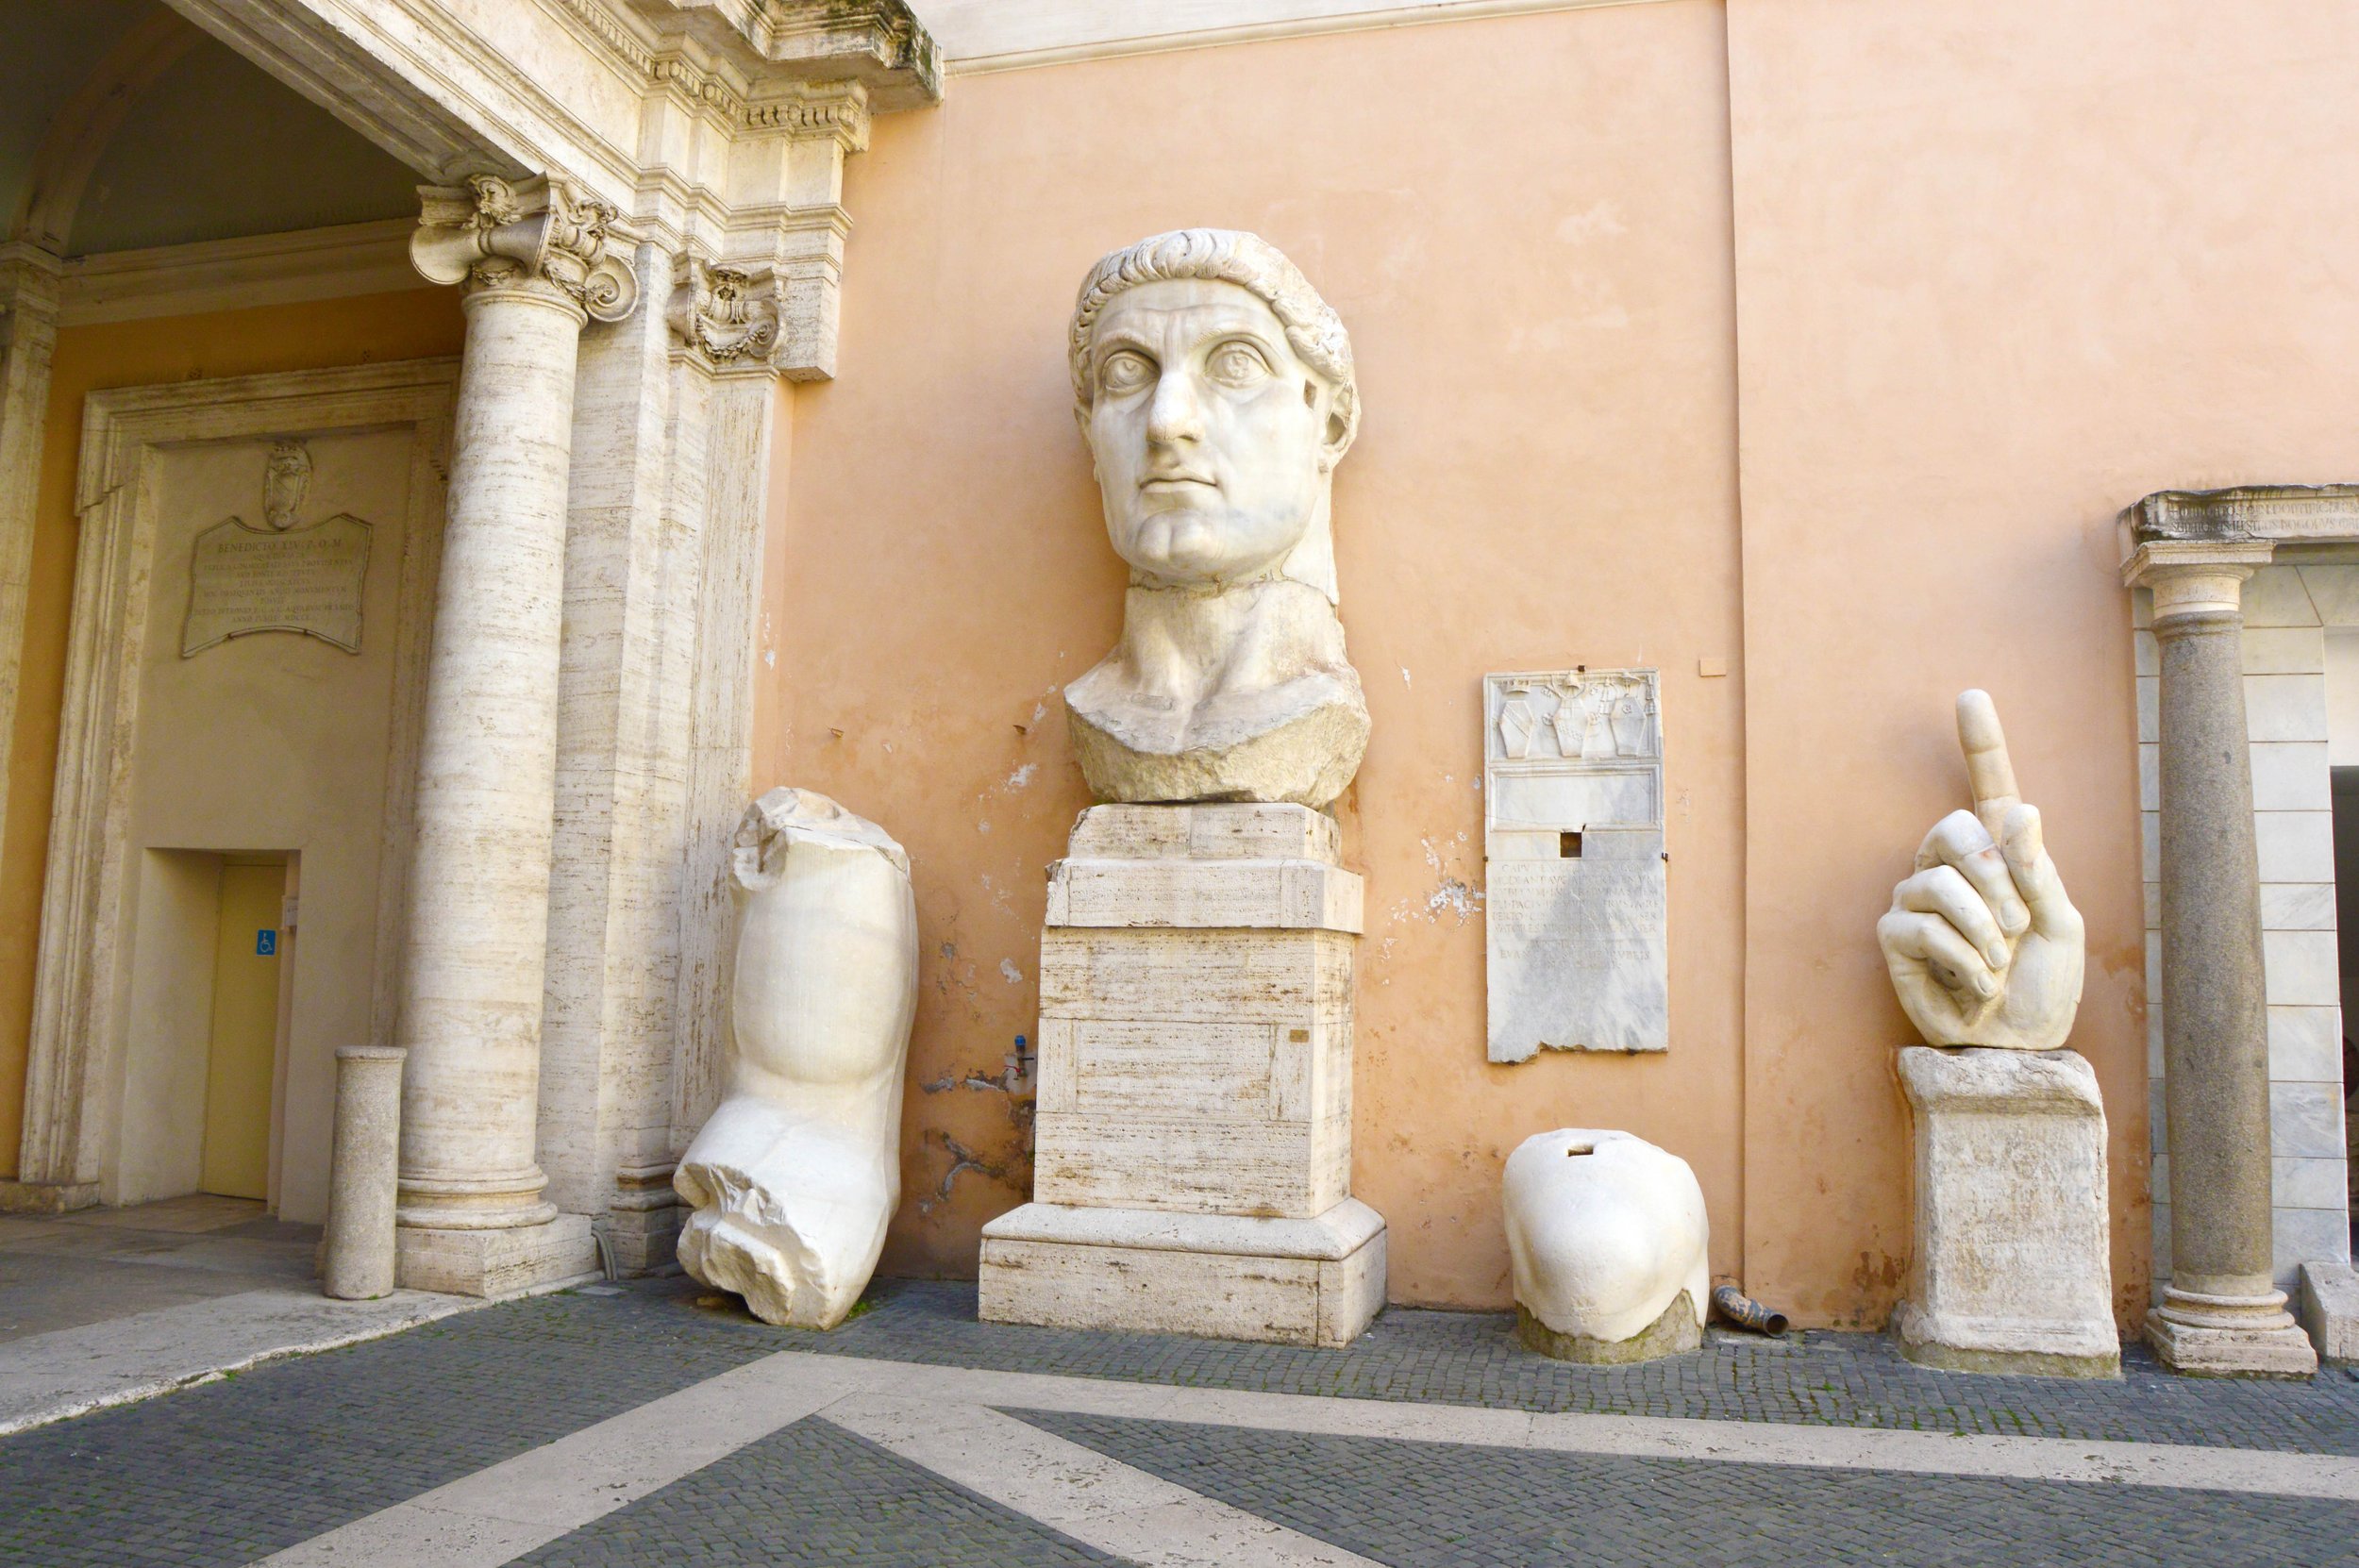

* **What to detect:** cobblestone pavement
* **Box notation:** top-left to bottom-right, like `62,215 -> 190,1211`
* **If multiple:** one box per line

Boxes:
2,1271 -> 2356,1566
1017,1408 -> 2359,1568
764,1276 -> 2359,1454
510,1416 -> 1125,1568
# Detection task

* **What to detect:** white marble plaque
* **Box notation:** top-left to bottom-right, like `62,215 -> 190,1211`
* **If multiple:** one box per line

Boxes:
1485,669 -> 1667,1060
182,514 -> 372,656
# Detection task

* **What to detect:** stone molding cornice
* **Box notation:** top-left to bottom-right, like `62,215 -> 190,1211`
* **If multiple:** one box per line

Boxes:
2124,484 -> 2359,548
626,0 -> 940,111
743,79 -> 872,152
933,0 -> 1662,76
53,220 -> 421,326
412,175 -> 643,322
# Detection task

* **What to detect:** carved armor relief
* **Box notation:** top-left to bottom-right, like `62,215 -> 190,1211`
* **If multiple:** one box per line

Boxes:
1483,669 -> 1668,1061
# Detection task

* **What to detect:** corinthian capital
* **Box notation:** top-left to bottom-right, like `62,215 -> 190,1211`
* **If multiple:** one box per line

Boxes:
411,175 -> 640,323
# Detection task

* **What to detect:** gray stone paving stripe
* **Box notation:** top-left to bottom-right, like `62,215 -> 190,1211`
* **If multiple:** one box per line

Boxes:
246,1343 -> 2359,1567
248,1352 -> 878,1567
0,1285 -> 493,1436
822,1393 -> 1385,1568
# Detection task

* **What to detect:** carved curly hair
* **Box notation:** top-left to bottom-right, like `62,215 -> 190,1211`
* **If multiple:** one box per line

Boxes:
1068,228 -> 1358,455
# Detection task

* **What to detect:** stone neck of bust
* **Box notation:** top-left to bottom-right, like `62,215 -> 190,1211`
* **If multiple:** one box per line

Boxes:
1106,574 -> 1341,709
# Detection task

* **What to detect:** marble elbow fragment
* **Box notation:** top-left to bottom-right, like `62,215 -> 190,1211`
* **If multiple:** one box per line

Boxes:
675,788 -> 918,1328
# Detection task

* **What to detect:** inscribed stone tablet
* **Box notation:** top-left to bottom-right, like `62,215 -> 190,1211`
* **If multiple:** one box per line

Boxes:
1484,669 -> 1668,1060
183,513 -> 372,656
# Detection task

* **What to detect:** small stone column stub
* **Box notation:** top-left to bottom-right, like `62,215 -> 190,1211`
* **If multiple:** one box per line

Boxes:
2123,516 -> 2318,1375
324,1046 -> 406,1300
393,174 -> 638,1295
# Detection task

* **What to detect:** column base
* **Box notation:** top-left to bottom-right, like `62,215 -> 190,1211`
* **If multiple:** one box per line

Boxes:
979,1198 -> 1386,1348
395,1213 -> 599,1297
0,1179 -> 100,1215
604,1199 -> 684,1276
2296,1261 -> 2359,1365
2146,1296 -> 2318,1377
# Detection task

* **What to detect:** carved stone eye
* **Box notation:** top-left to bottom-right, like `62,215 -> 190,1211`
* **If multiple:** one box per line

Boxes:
1207,341 -> 1271,386
1100,351 -> 1154,394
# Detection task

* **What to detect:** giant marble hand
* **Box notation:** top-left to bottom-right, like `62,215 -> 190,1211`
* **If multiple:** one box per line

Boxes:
1877,691 -> 2085,1051
1062,229 -> 1369,809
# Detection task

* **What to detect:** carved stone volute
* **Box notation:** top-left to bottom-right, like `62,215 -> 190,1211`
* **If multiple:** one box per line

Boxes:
411,174 -> 640,322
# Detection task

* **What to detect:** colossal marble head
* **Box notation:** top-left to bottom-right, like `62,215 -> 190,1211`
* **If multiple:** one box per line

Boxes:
1069,229 -> 1359,601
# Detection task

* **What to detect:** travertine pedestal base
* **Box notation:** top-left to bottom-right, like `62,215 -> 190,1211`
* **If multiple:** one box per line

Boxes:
2146,1295 -> 2318,1376
395,1214 -> 598,1298
2298,1261 -> 2359,1365
982,1199 -> 1385,1347
979,804 -> 1386,1346
1894,1046 -> 2119,1377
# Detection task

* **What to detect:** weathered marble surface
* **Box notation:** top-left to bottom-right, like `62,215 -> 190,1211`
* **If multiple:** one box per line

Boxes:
1062,230 -> 1368,809
323,1046 -> 404,1301
1483,670 -> 1666,1060
979,802 -> 1385,1346
1503,1128 -> 1707,1363
675,789 -> 918,1329
2299,1259 -> 2359,1363
1893,1046 -> 2118,1377
1878,691 -> 2085,1053
394,177 -> 628,1295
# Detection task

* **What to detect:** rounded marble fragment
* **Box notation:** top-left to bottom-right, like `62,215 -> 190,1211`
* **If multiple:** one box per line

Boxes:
1503,1128 -> 1709,1363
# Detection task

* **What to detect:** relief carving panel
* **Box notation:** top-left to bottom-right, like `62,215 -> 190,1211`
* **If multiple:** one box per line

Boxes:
1484,669 -> 1667,1061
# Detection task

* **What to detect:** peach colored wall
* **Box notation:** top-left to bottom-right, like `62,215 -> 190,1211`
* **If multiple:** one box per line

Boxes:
759,2 -> 1747,1304
1727,0 -> 2359,1326
0,290 -> 464,1179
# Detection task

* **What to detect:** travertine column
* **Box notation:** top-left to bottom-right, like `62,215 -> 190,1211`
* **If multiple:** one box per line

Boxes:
2125,536 -> 2317,1375
324,1046 -> 406,1300
393,175 -> 638,1295
0,249 -> 60,961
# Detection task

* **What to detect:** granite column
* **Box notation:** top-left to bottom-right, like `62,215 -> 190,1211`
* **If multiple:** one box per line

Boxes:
2127,537 -> 2317,1375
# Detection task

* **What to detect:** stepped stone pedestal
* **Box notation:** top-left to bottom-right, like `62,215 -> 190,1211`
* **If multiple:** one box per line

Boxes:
979,803 -> 1386,1347
1893,1046 -> 2119,1377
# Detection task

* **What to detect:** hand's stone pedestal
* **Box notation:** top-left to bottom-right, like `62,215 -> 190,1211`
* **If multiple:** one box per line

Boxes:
979,804 -> 1386,1346
1893,1046 -> 2119,1377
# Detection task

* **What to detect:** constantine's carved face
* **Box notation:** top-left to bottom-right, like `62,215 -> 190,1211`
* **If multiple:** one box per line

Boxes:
1082,278 -> 1337,586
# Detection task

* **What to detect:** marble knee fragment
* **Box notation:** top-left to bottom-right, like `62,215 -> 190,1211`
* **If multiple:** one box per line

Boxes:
1503,1128 -> 1709,1363
675,789 -> 918,1328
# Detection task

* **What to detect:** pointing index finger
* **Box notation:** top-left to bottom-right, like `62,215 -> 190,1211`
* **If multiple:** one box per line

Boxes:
1956,689 -> 2019,842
